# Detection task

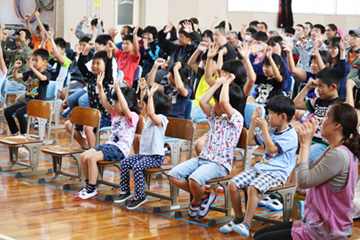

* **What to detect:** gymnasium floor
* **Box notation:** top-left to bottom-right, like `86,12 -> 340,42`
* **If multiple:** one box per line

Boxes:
1,114 -> 360,239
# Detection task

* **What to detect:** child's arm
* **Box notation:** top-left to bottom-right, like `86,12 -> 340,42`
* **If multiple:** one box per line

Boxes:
25,14 -> 36,40
77,41 -> 94,78
188,42 -> 207,73
97,72 -> 113,115
266,47 -> 283,83
13,61 -> 23,79
208,16 -> 218,30
34,12 -> 46,36
66,27 -> 74,43
204,43 -> 219,87
312,46 -> 325,70
0,25 -> 7,74
247,106 -> 262,146
112,76 -> 133,121
108,27 -> 118,43
147,85 -> 163,128
147,58 -> 165,91
132,26 -> 140,59
47,28 -> 65,65
139,78 -> 148,113
199,77 -> 226,116
283,40 -> 307,80
238,43 -> 256,97
255,115 -> 279,154
346,79 -> 355,107
39,31 -> 47,49
26,57 -> 48,81
219,74 -> 235,118
173,62 -> 189,97
293,79 -> 317,110
75,16 -> 88,39
96,17 -> 103,36
18,31 -> 33,62
217,46 -> 226,71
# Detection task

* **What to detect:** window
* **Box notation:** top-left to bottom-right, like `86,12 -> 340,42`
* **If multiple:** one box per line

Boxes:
118,0 -> 133,25
228,0 -> 360,15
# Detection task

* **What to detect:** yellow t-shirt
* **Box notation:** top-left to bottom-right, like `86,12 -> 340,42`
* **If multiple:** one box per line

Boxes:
194,74 -> 217,108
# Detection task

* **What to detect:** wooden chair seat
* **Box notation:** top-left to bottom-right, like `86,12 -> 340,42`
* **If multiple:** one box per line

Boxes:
0,137 -> 42,145
206,174 -> 233,184
41,146 -> 84,156
143,165 -> 175,173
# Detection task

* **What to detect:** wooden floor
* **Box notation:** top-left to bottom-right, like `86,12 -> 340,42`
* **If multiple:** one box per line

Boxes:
1,114 -> 360,239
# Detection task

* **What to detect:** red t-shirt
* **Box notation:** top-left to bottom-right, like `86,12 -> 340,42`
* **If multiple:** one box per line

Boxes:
115,50 -> 140,87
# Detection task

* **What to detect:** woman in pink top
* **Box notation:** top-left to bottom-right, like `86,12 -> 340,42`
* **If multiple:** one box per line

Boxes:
254,103 -> 360,240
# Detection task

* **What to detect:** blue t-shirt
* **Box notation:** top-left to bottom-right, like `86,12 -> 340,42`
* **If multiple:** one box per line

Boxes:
164,84 -> 192,119
253,126 -> 298,183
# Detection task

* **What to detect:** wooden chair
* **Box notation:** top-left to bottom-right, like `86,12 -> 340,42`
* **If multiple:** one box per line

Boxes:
173,128 -> 250,226
40,106 -> 101,190
97,116 -> 145,191
0,99 -> 53,177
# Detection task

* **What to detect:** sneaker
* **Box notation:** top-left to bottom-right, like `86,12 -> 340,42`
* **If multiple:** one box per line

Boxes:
220,221 -> 235,233
197,192 -> 217,219
126,197 -> 147,210
75,189 -> 97,200
75,188 -> 87,197
232,223 -> 250,237
34,120 -> 39,130
258,194 -> 280,207
266,198 -> 283,211
216,186 -> 224,193
62,107 -> 71,118
114,192 -> 131,203
188,204 -> 200,218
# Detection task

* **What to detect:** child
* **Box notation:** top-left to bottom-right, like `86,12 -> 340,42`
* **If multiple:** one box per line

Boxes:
250,31 -> 268,64
220,95 -> 298,237
75,73 -> 140,200
248,47 -> 286,107
1,29 -> 33,96
169,73 -> 244,219
65,42 -> 113,149
293,67 -> 348,163
110,26 -> 141,87
114,79 -> 172,209
148,58 -> 192,119
75,16 -> 104,40
4,49 -> 50,136
25,12 -> 51,52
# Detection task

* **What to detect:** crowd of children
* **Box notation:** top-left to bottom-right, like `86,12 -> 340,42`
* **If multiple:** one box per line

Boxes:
1,11 -> 360,239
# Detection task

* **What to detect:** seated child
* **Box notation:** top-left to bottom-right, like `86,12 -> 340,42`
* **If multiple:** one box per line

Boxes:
148,58 -> 192,119
220,95 -> 298,237
4,49 -> 50,136
75,73 -> 140,200
169,73 -> 244,219
114,79 -> 172,209
25,12 -> 51,52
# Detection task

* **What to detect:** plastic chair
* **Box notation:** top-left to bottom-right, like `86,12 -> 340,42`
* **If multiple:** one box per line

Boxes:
134,66 -> 143,93
244,103 -> 266,128
0,78 -> 8,111
184,100 -> 195,120
284,76 -> 295,99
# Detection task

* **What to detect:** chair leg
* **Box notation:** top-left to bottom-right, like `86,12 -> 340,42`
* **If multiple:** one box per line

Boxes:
63,153 -> 85,190
277,187 -> 296,222
38,156 -> 72,183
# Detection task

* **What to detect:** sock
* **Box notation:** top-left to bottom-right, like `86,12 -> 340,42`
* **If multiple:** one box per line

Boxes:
201,192 -> 210,200
233,216 -> 244,224
241,221 -> 250,230
86,184 -> 96,193
85,179 -> 89,186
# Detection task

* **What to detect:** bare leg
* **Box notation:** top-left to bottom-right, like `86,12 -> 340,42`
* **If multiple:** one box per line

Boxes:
87,151 -> 105,184
194,135 -> 206,156
228,182 -> 244,218
243,186 -> 260,226
84,126 -> 96,149
169,176 -> 191,193
287,168 -> 296,184
133,134 -> 140,154
65,120 -> 88,148
189,179 -> 205,205
80,149 -> 98,180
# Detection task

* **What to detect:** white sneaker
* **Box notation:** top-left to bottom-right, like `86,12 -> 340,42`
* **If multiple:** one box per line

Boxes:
197,192 -> 217,219
232,223 -> 249,237
75,189 -> 97,200
220,221 -> 234,233
188,204 -> 200,218
258,196 -> 272,207
266,198 -> 283,211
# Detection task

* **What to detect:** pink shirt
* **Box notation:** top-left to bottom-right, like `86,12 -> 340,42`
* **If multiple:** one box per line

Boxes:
115,50 -> 140,87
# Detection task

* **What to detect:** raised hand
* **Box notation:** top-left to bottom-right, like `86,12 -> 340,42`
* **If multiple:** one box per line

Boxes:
298,117 -> 318,146
182,20 -> 193,33
108,28 -> 118,39
74,43 -> 81,55
96,72 -> 105,87
34,11 -> 40,18
282,40 -> 293,53
108,74 -> 121,90
255,117 -> 268,131
133,25 -> 139,36
139,78 -> 147,92
174,62 -> 182,70
154,58 -> 165,67
197,42 -> 208,52
46,28 -> 55,39
25,57 -> 34,69
306,79 -> 317,89
251,106 -> 263,123
14,60 -> 22,68
164,21 -> 174,34
237,42 -> 250,58
207,43 -> 219,58
148,85 -> 159,98
85,41 -> 95,51
212,16 -> 218,23
266,46 -> 273,58
19,31 -> 26,42
339,38 -> 348,51
81,16 -> 88,23
24,14 -> 31,22
346,79 -> 356,89
68,27 -> 74,35
295,27 -> 304,38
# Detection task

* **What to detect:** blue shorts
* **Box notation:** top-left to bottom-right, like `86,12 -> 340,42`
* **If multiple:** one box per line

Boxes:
75,115 -> 111,133
93,144 -> 125,161
168,157 -> 228,186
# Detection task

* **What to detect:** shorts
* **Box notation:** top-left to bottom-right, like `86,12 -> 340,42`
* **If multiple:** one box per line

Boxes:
93,143 -> 125,161
168,157 -> 228,186
230,168 -> 283,194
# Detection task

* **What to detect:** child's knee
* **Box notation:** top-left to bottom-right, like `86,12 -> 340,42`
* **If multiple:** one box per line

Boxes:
84,126 -> 94,135
65,120 -> 72,132
247,185 -> 259,195
228,181 -> 239,192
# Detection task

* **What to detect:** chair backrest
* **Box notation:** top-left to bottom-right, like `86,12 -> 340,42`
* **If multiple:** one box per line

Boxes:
117,70 -> 124,86
165,117 -> 195,141
237,127 -> 248,149
26,100 -> 52,139
133,65 -> 142,82
46,81 -> 58,100
244,103 -> 266,128
1,78 -> 7,96
184,100 -> 195,120
70,106 -> 101,145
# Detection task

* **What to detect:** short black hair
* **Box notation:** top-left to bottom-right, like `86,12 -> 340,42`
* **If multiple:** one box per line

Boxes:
92,50 -> 107,64
249,20 -> 259,28
122,34 -> 133,43
113,86 -> 140,114
213,84 -> 245,113
267,95 -> 295,122
16,29 -> 32,41
313,24 -> 325,34
254,31 -> 268,42
79,36 -> 91,43
178,28 -> 190,38
143,26 -> 158,39
246,27 -> 257,37
268,36 -> 286,58
328,37 -> 341,62
214,25 -> 226,35
285,27 -> 295,35
222,60 -> 247,86
263,54 -> 286,77
327,23 -> 337,31
33,48 -> 49,61
218,21 -> 232,31
54,37 -> 66,49
143,90 -> 172,115
36,24 -> 49,32
202,30 -> 213,42
296,24 -> 305,30
95,34 -> 112,45
316,67 -> 341,88
90,18 -> 103,27
259,22 -> 268,30
178,19 -> 194,31
305,22 -> 313,29
168,62 -> 191,87
189,17 -> 199,25
311,50 -> 332,65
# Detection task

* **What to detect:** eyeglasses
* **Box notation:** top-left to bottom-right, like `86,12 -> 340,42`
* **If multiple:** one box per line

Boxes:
327,46 -> 338,51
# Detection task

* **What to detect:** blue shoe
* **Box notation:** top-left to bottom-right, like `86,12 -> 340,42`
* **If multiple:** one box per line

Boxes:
220,221 -> 234,233
197,192 -> 217,219
232,223 -> 249,237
